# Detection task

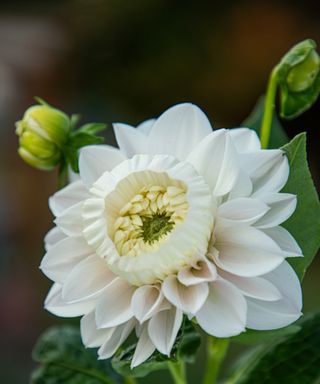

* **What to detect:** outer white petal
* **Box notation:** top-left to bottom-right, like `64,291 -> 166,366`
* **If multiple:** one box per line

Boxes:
218,198 -> 269,225
79,145 -> 126,189
40,237 -> 93,283
196,278 -> 247,337
113,123 -> 147,158
228,170 -> 253,199
137,118 -> 156,135
254,193 -> 297,228
131,323 -> 156,368
218,270 -> 282,301
54,202 -> 83,237
81,311 -> 115,348
148,306 -> 183,356
62,255 -> 116,303
262,226 -> 302,257
162,275 -> 209,314
147,103 -> 212,160
44,227 -> 66,251
131,285 -> 170,323
95,278 -> 135,328
246,261 -> 302,330
187,129 -> 239,196
177,258 -> 217,286
98,319 -> 135,359
214,222 -> 284,277
49,180 -> 89,216
229,128 -> 261,152
45,283 -> 95,317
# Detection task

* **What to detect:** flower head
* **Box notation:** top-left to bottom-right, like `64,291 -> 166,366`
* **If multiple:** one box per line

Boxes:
41,103 -> 302,367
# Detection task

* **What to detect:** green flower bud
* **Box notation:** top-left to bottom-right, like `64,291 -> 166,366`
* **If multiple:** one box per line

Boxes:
286,50 -> 320,93
16,104 -> 70,170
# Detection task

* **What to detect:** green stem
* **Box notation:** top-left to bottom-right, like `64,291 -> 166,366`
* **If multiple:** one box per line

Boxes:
168,360 -> 187,384
124,376 -> 138,384
203,337 -> 230,384
260,66 -> 280,149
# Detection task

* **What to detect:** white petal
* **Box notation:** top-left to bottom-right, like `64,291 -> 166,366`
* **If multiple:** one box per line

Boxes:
45,283 -> 95,317
218,270 -> 282,301
98,319 -> 135,359
131,323 -> 156,368
79,145 -> 126,189
254,193 -> 297,228
40,237 -> 93,283
214,223 -> 284,277
62,255 -> 116,303
137,118 -> 156,135
196,278 -> 247,337
228,170 -> 253,199
131,285 -> 170,323
246,261 -> 302,330
148,306 -> 183,356
44,227 -> 66,251
113,123 -> 147,158
218,197 -> 269,225
178,258 -> 217,286
162,276 -> 209,314
147,103 -> 212,160
81,311 -> 115,348
262,226 -> 302,257
49,180 -> 89,216
187,129 -> 239,196
229,128 -> 261,152
54,202 -> 83,237
95,278 -> 135,328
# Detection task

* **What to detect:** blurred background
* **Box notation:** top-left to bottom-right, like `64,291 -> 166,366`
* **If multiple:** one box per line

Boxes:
0,0 -> 319,382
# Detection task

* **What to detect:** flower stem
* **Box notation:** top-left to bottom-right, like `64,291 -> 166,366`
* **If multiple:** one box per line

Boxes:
168,360 -> 187,384
260,66 -> 280,149
124,376 -> 138,384
203,337 -> 230,384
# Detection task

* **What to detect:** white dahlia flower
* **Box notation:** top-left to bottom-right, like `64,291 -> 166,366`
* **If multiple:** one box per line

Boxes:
41,103 -> 303,368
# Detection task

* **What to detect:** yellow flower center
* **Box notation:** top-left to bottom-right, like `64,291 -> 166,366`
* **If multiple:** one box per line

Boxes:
113,185 -> 188,256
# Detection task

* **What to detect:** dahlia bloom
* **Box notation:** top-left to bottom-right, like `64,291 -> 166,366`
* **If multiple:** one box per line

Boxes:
41,103 -> 302,368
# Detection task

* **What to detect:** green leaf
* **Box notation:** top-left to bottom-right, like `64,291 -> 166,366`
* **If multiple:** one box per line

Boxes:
70,114 -> 82,130
228,311 -> 320,384
241,97 -> 289,148
31,326 -> 120,384
277,39 -> 320,119
281,133 -> 320,280
111,319 -> 201,378
79,123 -> 108,135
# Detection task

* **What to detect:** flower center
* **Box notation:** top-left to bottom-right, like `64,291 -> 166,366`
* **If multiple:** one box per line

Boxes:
113,185 -> 188,257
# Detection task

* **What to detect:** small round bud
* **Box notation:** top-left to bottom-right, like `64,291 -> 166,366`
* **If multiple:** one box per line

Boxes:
16,104 -> 70,170
287,50 -> 320,93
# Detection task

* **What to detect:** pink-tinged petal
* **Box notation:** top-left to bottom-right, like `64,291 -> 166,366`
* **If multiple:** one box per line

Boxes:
262,226 -> 302,257
218,270 -> 282,301
40,236 -> 93,283
49,180 -> 89,216
147,103 -> 212,160
254,193 -> 297,228
178,258 -> 217,286
44,227 -> 66,251
187,129 -> 239,196
54,202 -> 83,237
98,319 -> 135,359
45,283 -> 95,317
196,278 -> 247,337
229,128 -> 261,152
113,123 -> 147,158
79,145 -> 126,189
81,311 -> 115,348
95,279 -> 135,328
218,197 -> 269,225
148,306 -> 183,356
246,261 -> 302,330
62,255 -> 116,303
131,285 -> 170,323
214,222 -> 284,277
131,323 -> 156,368
162,275 -> 209,314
